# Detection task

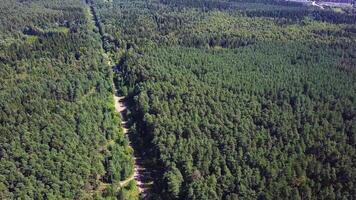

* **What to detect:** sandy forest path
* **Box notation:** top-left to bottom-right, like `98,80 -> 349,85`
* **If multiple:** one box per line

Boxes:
113,91 -> 147,197
86,2 -> 149,198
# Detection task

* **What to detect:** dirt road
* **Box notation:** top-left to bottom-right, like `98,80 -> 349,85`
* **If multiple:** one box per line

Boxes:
113,91 -> 147,198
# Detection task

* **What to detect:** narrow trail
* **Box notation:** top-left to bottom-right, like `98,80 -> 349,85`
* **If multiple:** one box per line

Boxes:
86,1 -> 149,198
113,92 -> 148,197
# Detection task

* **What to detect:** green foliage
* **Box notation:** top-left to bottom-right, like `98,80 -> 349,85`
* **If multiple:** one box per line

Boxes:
93,0 -> 356,199
164,166 -> 184,197
0,0 -> 134,198
125,43 -> 355,199
118,180 -> 140,200
2,0 -> 355,199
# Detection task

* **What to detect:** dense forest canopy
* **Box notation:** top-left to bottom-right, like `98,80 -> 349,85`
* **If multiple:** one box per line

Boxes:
91,0 -> 356,199
0,0 -> 137,199
1,0 -> 355,199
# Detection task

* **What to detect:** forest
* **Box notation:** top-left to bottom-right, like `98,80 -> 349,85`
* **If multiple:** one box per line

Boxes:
0,0 -> 137,199
1,0 -> 355,199
91,0 -> 356,199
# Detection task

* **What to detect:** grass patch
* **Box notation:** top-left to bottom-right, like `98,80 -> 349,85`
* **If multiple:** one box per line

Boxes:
333,7 -> 344,13
45,27 -> 69,34
25,35 -> 38,44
